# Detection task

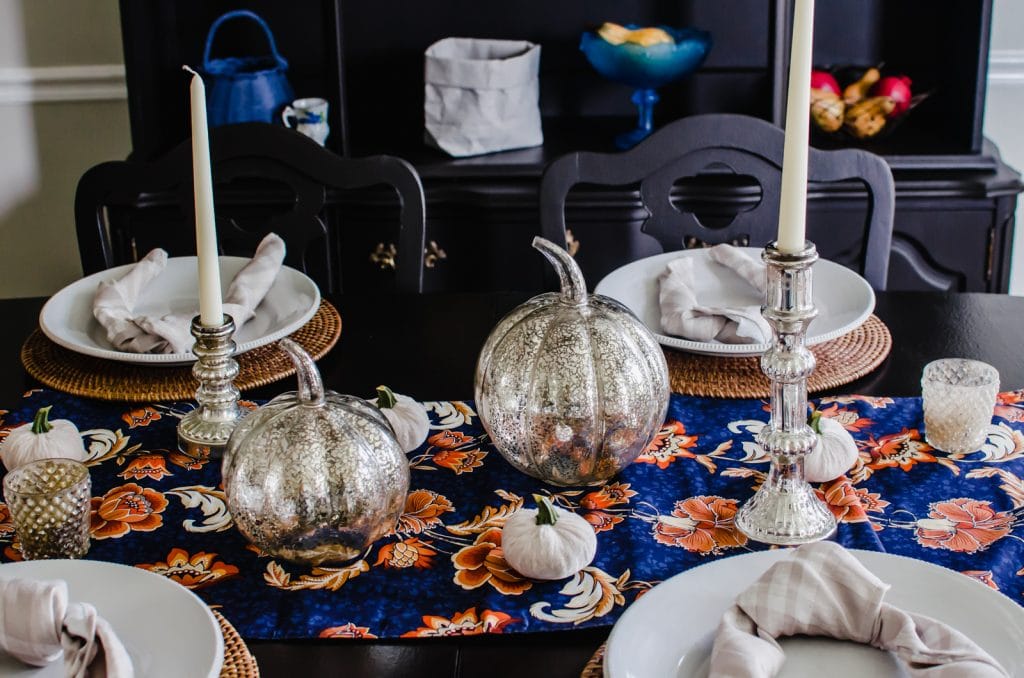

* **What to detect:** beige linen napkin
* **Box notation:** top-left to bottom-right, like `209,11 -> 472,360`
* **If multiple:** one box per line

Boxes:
658,244 -> 771,344
709,542 -> 1009,677
0,576 -> 133,677
92,233 -> 286,354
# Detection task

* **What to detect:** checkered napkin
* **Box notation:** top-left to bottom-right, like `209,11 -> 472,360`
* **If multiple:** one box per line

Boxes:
709,542 -> 1009,677
0,576 -> 133,676
92,233 -> 285,354
658,244 -> 771,344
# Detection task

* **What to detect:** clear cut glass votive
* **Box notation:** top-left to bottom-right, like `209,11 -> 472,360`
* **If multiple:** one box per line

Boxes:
922,358 -> 1000,454
3,458 -> 92,560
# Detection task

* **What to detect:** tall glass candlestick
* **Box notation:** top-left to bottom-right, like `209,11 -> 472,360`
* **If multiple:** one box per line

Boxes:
735,242 -> 836,544
177,315 -> 241,459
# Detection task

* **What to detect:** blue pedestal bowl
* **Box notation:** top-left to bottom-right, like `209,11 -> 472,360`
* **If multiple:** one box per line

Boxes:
581,26 -> 712,148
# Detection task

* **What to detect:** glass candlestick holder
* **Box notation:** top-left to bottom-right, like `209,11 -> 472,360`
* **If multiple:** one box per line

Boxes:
177,314 -> 242,459
735,241 -> 837,545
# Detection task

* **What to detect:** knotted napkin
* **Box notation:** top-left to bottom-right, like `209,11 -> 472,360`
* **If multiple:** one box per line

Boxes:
92,233 -> 286,354
709,542 -> 1009,677
0,576 -> 133,677
658,244 -> 771,344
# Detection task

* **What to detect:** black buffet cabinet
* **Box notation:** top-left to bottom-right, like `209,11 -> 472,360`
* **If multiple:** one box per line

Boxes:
118,0 -> 1022,293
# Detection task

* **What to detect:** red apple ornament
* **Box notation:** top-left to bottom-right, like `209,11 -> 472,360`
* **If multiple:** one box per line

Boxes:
811,70 -> 841,95
870,75 -> 913,117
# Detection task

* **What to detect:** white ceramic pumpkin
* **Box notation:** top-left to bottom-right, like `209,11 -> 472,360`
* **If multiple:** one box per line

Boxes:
370,385 -> 430,453
0,406 -> 86,472
805,411 -> 859,483
502,494 -> 597,580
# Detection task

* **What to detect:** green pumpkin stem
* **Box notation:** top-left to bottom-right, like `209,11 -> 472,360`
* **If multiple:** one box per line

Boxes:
31,406 -> 54,435
532,494 -> 559,526
808,410 -> 823,434
375,385 -> 398,409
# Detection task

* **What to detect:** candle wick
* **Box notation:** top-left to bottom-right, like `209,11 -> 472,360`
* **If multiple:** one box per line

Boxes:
182,65 -> 199,77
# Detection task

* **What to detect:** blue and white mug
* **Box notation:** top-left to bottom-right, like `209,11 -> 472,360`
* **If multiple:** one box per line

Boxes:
282,97 -> 330,146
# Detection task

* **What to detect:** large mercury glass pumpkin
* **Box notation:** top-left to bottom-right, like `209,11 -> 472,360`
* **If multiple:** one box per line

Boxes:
475,237 -> 670,485
222,338 -> 409,565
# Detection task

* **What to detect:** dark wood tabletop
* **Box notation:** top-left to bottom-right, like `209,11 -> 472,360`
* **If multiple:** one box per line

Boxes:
2,290 -> 1023,677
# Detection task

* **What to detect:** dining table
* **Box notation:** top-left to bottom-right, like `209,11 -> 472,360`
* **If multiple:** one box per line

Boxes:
1,289 -> 1023,677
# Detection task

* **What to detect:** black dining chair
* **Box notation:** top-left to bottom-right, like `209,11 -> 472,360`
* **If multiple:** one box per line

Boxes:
539,113 -> 895,290
75,123 -> 426,293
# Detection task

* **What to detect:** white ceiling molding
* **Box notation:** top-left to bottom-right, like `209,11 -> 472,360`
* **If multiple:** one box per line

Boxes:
0,64 -> 126,104
989,49 -> 1024,84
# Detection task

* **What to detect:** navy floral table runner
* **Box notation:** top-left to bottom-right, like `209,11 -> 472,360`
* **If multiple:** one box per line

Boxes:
1,389 -> 1022,640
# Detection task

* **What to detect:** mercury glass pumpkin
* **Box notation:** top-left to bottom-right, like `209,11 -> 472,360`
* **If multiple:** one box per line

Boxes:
222,338 -> 410,565
475,237 -> 670,485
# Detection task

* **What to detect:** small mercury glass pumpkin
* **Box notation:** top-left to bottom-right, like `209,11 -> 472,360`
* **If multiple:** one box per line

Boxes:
475,237 -> 670,485
222,338 -> 410,565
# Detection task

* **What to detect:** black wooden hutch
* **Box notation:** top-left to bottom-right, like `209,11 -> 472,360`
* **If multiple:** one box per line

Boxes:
117,0 -> 1022,293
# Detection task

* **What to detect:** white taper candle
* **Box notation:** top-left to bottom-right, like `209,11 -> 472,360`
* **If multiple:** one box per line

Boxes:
777,0 -> 815,253
184,65 -> 223,327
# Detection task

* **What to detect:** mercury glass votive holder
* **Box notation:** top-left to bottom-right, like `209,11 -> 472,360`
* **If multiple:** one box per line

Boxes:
3,458 -> 92,560
922,358 -> 999,454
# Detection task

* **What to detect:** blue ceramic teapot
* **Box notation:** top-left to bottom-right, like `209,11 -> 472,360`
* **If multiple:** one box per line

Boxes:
201,10 -> 295,127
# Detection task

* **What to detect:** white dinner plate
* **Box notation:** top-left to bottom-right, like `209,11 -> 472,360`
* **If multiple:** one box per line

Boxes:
604,549 -> 1024,678
40,256 -> 320,365
0,559 -> 223,677
593,249 -> 875,356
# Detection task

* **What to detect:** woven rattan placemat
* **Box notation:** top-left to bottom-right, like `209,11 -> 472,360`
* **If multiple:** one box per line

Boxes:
580,642 -> 605,678
214,610 -> 260,678
21,300 -> 341,403
665,314 -> 891,398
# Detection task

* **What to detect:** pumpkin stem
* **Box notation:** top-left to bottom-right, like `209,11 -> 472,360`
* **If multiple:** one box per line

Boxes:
31,406 -> 54,434
532,494 -> 559,526
532,236 -> 587,306
278,338 -> 325,406
809,410 -> 823,434
375,385 -> 398,409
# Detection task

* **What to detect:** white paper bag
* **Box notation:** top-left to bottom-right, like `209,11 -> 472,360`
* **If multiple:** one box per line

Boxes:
424,37 -> 543,157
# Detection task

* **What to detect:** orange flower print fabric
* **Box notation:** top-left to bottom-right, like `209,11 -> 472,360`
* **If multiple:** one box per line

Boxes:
375,538 -> 437,569
417,430 -> 488,474
400,608 -> 515,637
862,428 -> 937,472
636,421 -> 698,469
319,623 -> 378,639
816,477 -> 890,527
121,406 -> 161,428
118,454 -> 172,481
393,490 -> 454,534
652,496 -> 747,555
451,527 -> 531,595
137,547 -> 239,589
6,389 -> 1024,641
90,483 -> 168,539
915,498 -> 1014,553
0,504 -> 15,539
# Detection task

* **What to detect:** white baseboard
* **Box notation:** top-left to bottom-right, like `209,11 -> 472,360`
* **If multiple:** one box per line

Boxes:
0,64 -> 126,104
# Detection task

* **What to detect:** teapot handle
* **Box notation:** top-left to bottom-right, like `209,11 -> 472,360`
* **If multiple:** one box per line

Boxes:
278,338 -> 325,406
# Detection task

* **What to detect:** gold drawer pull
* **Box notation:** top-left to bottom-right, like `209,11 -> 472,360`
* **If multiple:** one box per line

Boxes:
425,240 -> 447,268
566,229 -> 580,257
370,242 -> 397,270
